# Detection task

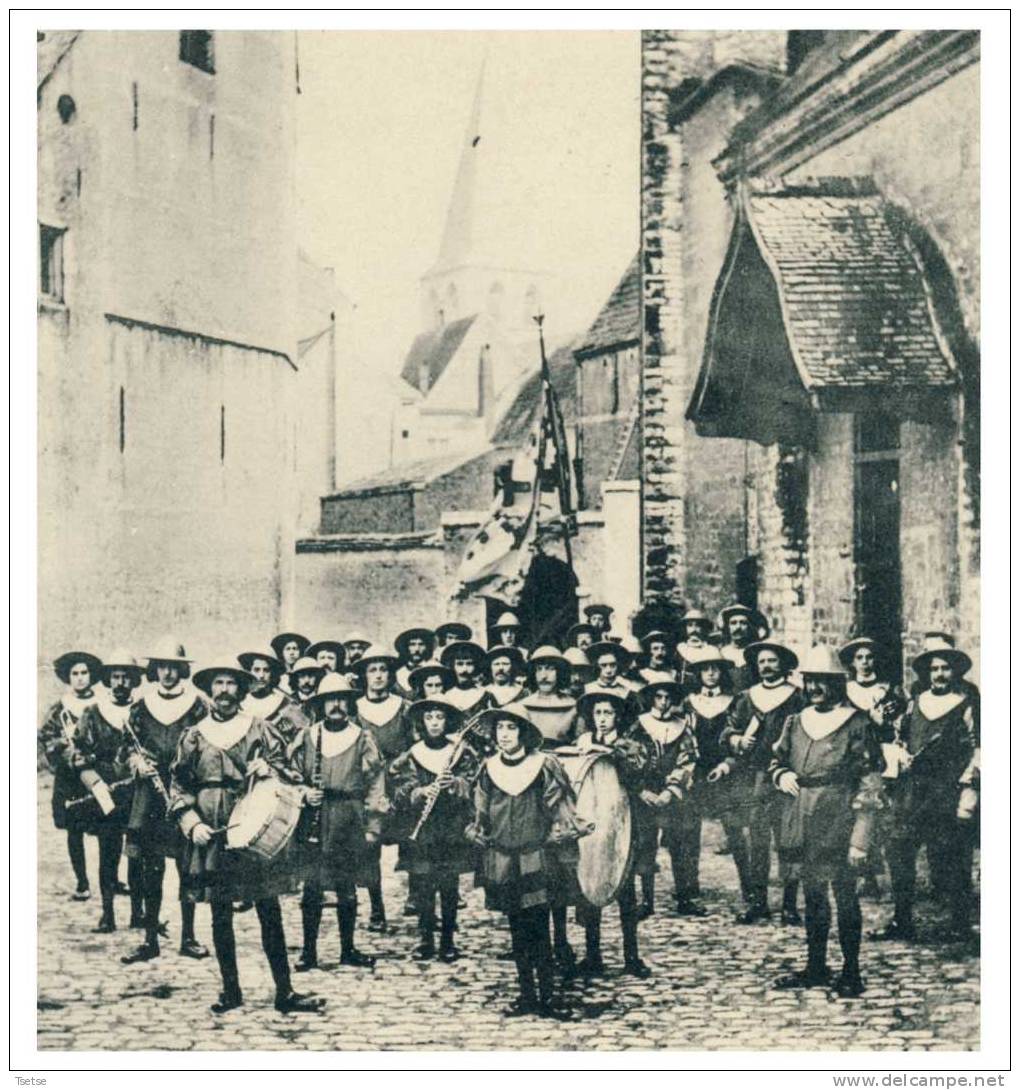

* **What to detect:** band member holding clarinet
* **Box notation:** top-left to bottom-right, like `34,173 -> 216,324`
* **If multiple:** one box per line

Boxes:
467,705 -> 590,1018
389,697 -> 481,962
39,649 -> 103,901
290,672 -> 387,972
71,650 -> 146,932
721,640 -> 805,924
120,637 -> 208,964
169,660 -> 324,1015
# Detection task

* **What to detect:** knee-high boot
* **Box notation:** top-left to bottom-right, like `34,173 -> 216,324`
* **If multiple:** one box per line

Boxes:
298,886 -> 323,968
803,882 -> 831,977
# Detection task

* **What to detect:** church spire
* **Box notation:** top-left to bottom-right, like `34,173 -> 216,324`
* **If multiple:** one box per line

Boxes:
430,58 -> 486,276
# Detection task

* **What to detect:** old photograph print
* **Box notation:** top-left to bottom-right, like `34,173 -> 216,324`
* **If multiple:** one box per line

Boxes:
36,28 -> 979,1053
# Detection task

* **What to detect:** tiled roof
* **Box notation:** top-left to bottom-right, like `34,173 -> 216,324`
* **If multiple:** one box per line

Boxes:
573,255 -> 640,358
330,449 -> 483,496
747,179 -> 957,389
490,344 -> 577,445
399,315 -> 477,394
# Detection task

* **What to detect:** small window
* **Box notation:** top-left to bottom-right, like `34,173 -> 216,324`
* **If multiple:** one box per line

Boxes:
180,30 -> 215,74
39,224 -> 65,302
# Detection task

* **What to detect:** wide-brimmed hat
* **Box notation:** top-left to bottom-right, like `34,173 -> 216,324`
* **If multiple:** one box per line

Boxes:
356,644 -> 400,670
486,644 -> 526,676
799,645 -> 847,679
393,626 -> 436,660
684,645 -> 731,671
53,650 -> 104,686
270,632 -> 310,660
638,678 -> 684,707
838,637 -> 879,669
639,629 -> 673,649
744,640 -> 799,675
440,640 -> 487,670
237,647 -> 286,679
289,656 -> 325,681
564,621 -> 598,647
343,631 -> 373,650
527,645 -> 569,684
583,603 -> 614,621
491,611 -> 522,631
435,621 -> 473,643
407,659 -> 454,694
145,637 -> 192,681
306,639 -> 347,666
407,697 -> 464,733
562,646 -> 596,676
306,672 -> 361,713
679,609 -> 712,632
101,649 -> 143,689
587,640 -> 632,670
192,661 -> 253,698
912,637 -> 972,678
477,704 -> 543,752
577,689 -> 630,727
718,603 -> 769,637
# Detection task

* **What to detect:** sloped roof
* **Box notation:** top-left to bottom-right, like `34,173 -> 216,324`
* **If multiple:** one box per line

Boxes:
747,180 -> 957,389
38,31 -> 80,92
573,255 -> 640,359
688,177 -> 959,446
330,448 -> 483,496
491,344 -> 577,446
399,315 -> 477,394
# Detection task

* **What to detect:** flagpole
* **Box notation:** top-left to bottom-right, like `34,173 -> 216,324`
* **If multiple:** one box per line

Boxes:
533,313 -> 575,575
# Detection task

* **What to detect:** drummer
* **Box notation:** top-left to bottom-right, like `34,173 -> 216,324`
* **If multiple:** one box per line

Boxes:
573,692 -> 651,978
630,679 -> 697,920
354,644 -> 413,934
290,673 -> 386,973
238,647 -> 309,750
485,645 -> 529,708
466,704 -> 589,1017
169,660 -> 324,1014
389,697 -> 479,962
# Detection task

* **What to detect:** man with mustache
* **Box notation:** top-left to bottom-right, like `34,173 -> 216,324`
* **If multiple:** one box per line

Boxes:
169,661 -> 324,1015
238,647 -> 309,751
718,605 -> 769,695
288,657 -> 326,712
72,650 -> 146,932
394,626 -> 436,699
120,638 -> 208,965
485,645 -> 528,708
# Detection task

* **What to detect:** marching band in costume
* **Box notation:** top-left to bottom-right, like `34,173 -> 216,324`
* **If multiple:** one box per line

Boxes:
41,599 -> 979,1017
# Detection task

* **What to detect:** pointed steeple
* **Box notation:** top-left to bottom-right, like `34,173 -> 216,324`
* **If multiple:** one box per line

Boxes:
429,59 -> 486,276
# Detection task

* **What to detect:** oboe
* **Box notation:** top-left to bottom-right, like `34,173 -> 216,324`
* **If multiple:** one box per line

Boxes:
409,712 -> 487,842
122,717 -> 173,811
307,722 -> 324,846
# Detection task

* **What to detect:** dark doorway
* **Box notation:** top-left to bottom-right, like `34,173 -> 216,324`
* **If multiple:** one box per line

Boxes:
486,552 -> 578,650
853,415 -> 903,680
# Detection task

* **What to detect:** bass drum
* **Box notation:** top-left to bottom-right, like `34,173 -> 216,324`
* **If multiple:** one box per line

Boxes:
556,749 -> 632,908
227,777 -> 304,862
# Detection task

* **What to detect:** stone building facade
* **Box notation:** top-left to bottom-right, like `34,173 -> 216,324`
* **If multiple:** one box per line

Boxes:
642,30 -> 980,677
38,30 -> 340,680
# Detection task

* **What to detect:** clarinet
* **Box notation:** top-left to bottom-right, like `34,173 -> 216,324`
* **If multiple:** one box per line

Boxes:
122,716 -> 173,811
409,712 -> 487,842
307,722 -> 324,846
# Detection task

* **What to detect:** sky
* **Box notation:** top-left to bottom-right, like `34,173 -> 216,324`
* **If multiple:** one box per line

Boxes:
294,31 -> 640,479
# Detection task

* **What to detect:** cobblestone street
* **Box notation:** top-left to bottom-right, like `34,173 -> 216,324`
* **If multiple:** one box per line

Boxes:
36,775 -> 979,1052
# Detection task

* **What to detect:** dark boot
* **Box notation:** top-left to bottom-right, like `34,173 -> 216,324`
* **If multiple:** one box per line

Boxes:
338,899 -> 375,967
577,917 -> 605,976
638,875 -> 654,920
780,881 -> 801,925
736,895 -> 771,925
210,989 -> 243,1014
438,887 -> 460,962
296,890 -> 323,970
94,892 -> 116,933
275,991 -> 326,1014
179,901 -> 208,958
367,882 -> 387,933
622,908 -> 651,978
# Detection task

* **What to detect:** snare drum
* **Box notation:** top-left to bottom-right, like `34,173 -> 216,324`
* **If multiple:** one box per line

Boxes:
555,749 -> 632,908
226,777 -> 304,862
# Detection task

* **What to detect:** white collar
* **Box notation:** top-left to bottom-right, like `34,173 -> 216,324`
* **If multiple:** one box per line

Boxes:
411,739 -> 454,775
197,712 -> 253,752
319,721 -> 362,758
639,666 -> 677,684
638,712 -> 685,746
748,682 -> 796,714
486,682 -> 525,706
445,686 -> 485,710
523,691 -> 575,710
60,691 -> 96,718
485,751 -> 544,796
918,690 -> 966,720
357,693 -> 403,726
720,644 -> 748,665
94,693 -> 133,730
243,691 -> 287,720
800,705 -> 856,740
142,688 -> 201,726
846,680 -> 888,711
688,693 -> 733,718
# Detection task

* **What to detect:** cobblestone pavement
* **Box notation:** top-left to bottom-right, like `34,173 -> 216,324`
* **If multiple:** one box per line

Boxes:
36,776 -> 979,1052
